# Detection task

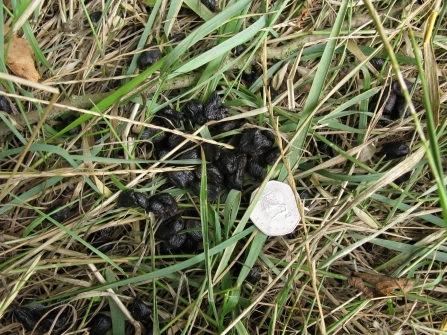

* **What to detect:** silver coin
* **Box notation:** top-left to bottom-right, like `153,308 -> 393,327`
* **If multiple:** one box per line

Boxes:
249,181 -> 301,236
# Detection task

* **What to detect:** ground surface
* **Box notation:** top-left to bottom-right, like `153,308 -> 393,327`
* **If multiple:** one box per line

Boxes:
0,0 -> 447,334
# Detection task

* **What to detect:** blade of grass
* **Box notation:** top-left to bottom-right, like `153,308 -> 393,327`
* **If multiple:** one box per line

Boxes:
278,0 -> 348,181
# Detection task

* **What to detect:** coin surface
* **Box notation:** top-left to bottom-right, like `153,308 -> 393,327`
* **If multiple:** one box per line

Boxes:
249,181 -> 301,236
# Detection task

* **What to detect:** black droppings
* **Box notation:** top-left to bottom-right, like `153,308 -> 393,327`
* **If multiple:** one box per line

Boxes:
212,120 -> 244,135
233,45 -> 246,56
216,150 -> 238,175
380,141 -> 410,159
203,92 -> 228,121
147,193 -> 178,220
137,43 -> 162,70
392,79 -> 412,97
41,308 -> 68,330
237,128 -> 274,156
167,170 -> 195,189
89,11 -> 102,24
170,33 -> 186,43
317,141 -> 334,157
383,92 -> 397,115
178,147 -> 201,160
202,142 -> 221,162
117,190 -> 149,208
194,164 -> 225,186
370,58 -> 385,71
226,155 -> 247,190
200,0 -> 216,12
155,215 -> 184,241
185,220 -> 202,242
163,233 -> 187,251
393,170 -> 412,184
0,95 -> 13,114
91,235 -> 114,253
299,190 -> 312,206
139,127 -> 168,146
14,306 -> 40,331
182,99 -> 206,125
89,314 -> 112,335
263,147 -> 280,165
48,206 -> 70,223
246,157 -> 267,181
154,108 -> 183,129
129,296 -> 152,325
191,181 -> 221,202
394,97 -> 410,118
179,236 -> 198,253
246,265 -> 262,284
167,132 -> 194,149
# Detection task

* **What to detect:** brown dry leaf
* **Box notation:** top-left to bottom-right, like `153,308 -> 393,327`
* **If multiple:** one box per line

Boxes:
348,276 -> 376,298
375,278 -> 415,295
5,35 -> 40,82
296,8 -> 309,27
352,272 -> 415,296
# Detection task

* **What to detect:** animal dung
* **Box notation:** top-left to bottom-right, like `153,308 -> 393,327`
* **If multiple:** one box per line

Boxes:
146,193 -> 178,219
117,190 -> 149,208
155,215 -> 185,241
89,314 -> 112,335
129,296 -> 152,325
0,95 -> 13,114
167,170 -> 196,189
237,128 -> 275,156
137,43 -> 162,70
203,92 -> 228,121
380,141 -> 410,159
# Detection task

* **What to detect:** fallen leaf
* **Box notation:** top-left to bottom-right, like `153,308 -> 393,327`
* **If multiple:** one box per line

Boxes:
351,272 -> 415,296
5,35 -> 40,82
348,275 -> 376,298
296,8 -> 309,27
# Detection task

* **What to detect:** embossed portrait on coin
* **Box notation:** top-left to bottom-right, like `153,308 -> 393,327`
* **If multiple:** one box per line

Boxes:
260,188 -> 291,220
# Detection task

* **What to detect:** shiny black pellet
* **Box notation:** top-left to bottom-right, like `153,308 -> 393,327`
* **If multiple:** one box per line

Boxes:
139,127 -> 168,146
117,190 -> 149,208
155,215 -> 184,241
167,132 -> 194,149
226,155 -> 247,190
203,92 -> 227,121
137,43 -> 162,70
370,58 -> 385,71
170,33 -> 185,43
154,108 -> 183,129
48,206 -> 70,223
212,120 -> 244,135
0,95 -> 13,114
194,164 -> 225,186
380,141 -> 410,159
185,220 -> 202,242
41,308 -> 68,330
246,157 -> 267,181
246,265 -> 262,284
216,150 -> 238,175
191,181 -> 221,202
233,45 -> 246,56
202,142 -> 221,162
163,233 -> 187,251
392,79 -> 412,97
129,296 -> 152,324
263,147 -> 280,165
317,141 -> 334,157
179,236 -> 198,253
89,11 -> 102,24
383,91 -> 397,115
237,128 -> 274,156
393,170 -> 412,184
201,0 -> 216,12
182,99 -> 206,125
146,193 -> 178,220
167,170 -> 195,189
299,190 -> 312,206
14,306 -> 40,331
393,97 -> 410,118
178,147 -> 201,160
89,314 -> 112,335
